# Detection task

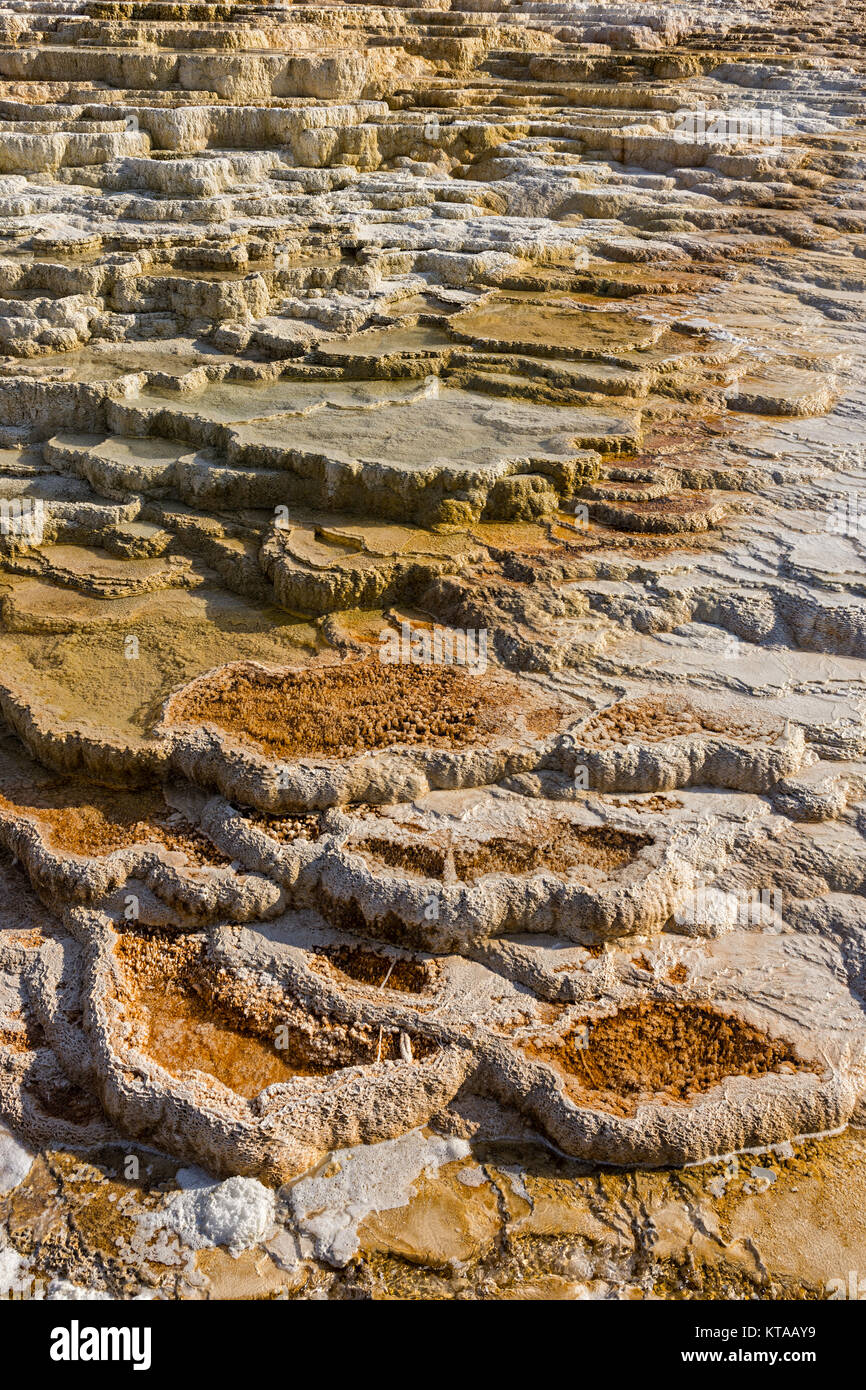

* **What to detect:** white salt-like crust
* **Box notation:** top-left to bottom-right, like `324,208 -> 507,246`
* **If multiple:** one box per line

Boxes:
288,1130 -> 471,1266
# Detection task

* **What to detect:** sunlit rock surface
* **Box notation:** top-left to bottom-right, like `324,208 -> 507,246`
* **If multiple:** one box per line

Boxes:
0,0 -> 865,1300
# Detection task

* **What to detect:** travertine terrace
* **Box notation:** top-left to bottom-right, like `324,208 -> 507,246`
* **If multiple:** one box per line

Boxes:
0,0 -> 865,1301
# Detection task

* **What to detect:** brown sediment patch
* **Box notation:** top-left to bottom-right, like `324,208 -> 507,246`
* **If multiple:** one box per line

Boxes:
450,297 -> 662,356
355,838 -> 447,879
568,266 -> 722,298
0,931 -> 44,949
608,794 -> 684,812
0,785 -> 229,866
577,694 -> 778,748
523,1002 -> 812,1118
3,1142 -> 198,1299
165,660 -> 558,760
549,523 -> 721,559
30,1072 -> 103,1126
0,582 -> 318,741
0,1010 -> 45,1054
583,493 -> 727,532
353,822 -> 652,881
113,930 -> 433,1098
572,941 -> 607,961
639,414 -> 742,456
314,893 -> 439,954
314,945 -> 434,995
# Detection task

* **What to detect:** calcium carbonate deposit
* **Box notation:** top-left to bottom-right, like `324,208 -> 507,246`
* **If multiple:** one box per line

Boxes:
0,0 -> 864,1302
